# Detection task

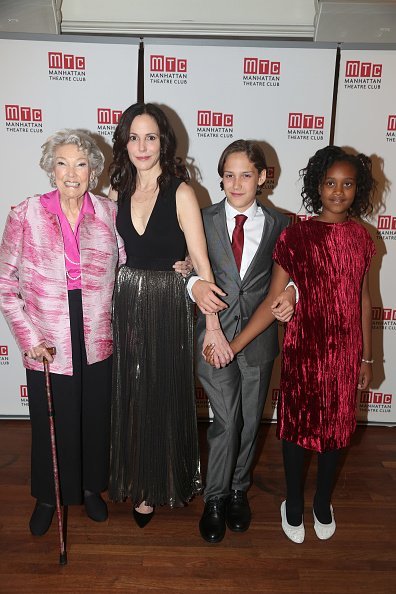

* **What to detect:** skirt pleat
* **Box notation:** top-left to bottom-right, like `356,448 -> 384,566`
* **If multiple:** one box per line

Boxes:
109,266 -> 201,506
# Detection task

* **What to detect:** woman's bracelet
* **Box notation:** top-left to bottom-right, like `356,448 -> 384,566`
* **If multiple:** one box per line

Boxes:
361,358 -> 374,364
207,327 -> 221,331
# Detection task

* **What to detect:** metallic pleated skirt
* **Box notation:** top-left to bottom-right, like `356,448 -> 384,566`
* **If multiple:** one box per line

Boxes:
109,265 -> 201,506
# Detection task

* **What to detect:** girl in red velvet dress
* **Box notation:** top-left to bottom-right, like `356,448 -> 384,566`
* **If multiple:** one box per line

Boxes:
206,146 -> 376,543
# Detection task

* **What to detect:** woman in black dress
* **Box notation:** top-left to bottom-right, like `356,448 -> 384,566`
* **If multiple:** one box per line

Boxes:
108,102 -> 232,526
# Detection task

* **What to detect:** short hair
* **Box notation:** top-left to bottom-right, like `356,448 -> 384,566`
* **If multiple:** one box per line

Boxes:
109,102 -> 188,202
40,129 -> 104,191
217,139 -> 267,195
300,145 -> 375,218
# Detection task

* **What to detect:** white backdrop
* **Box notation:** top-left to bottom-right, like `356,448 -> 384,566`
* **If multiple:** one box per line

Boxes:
0,34 -> 139,416
334,46 -> 396,424
144,40 -> 337,420
0,35 -> 394,425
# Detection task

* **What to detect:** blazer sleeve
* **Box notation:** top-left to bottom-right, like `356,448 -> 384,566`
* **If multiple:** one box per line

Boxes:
0,204 -> 45,352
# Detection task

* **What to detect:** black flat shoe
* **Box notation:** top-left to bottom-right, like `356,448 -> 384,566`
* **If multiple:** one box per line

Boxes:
226,490 -> 251,532
199,497 -> 226,543
29,501 -> 55,536
84,492 -> 108,522
133,507 -> 154,528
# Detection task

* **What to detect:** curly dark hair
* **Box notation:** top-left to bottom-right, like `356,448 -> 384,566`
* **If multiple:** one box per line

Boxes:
109,103 -> 189,202
300,145 -> 375,218
217,139 -> 267,195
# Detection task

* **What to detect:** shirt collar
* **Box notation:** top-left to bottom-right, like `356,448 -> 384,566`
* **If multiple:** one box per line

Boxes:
225,199 -> 258,221
40,189 -> 95,215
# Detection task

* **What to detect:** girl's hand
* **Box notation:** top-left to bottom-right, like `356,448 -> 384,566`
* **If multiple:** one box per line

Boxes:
357,362 -> 372,390
271,286 -> 295,322
203,344 -> 216,366
202,329 -> 234,369
24,342 -> 54,363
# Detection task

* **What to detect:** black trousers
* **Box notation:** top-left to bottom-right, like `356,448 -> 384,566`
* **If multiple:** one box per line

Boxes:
27,290 -> 112,505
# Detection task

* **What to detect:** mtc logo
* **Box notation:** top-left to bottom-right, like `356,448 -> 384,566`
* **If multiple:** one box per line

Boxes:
387,115 -> 396,131
288,113 -> 324,129
48,52 -> 85,70
243,57 -> 280,75
150,55 -> 187,72
197,111 -> 233,127
266,167 -> 274,179
5,105 -> 42,121
0,346 -> 8,356
360,391 -> 392,404
372,307 -> 396,321
345,61 -> 382,77
272,388 -> 280,405
377,215 -> 396,230
20,385 -> 28,398
97,108 -> 122,124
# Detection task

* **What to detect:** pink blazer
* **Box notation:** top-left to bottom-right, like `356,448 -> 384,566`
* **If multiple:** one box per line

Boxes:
0,191 -> 126,375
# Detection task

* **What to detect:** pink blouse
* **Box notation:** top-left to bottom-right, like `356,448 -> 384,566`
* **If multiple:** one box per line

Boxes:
40,190 -> 94,289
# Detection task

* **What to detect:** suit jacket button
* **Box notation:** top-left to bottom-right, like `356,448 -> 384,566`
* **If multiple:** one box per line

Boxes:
234,315 -> 239,321
239,290 -> 244,295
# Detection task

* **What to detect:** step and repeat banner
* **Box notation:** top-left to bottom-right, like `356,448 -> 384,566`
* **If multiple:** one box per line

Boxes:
0,34 -> 139,416
334,47 -> 396,425
0,35 -> 395,425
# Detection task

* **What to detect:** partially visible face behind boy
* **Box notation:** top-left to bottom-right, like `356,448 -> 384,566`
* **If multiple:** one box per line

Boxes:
222,152 -> 266,212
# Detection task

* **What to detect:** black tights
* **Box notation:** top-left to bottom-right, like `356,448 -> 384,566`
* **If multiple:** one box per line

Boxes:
282,439 -> 341,526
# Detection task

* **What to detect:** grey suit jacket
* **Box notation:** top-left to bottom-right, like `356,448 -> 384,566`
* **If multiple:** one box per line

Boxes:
196,198 -> 289,367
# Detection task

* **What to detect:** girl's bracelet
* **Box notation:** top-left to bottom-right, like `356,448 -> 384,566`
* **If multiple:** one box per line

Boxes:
207,327 -> 221,331
361,358 -> 374,364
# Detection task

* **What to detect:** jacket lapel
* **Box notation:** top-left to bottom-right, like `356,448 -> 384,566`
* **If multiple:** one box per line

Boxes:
212,199 -> 241,285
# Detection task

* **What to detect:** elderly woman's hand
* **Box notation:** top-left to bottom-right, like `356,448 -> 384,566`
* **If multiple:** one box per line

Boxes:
25,342 -> 54,363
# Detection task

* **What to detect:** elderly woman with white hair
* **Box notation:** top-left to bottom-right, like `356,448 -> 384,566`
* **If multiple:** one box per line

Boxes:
0,129 -> 126,536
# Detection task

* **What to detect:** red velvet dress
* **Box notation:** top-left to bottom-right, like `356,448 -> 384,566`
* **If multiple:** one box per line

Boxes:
273,219 -> 375,452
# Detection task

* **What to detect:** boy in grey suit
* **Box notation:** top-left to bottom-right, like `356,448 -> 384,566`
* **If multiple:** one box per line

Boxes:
189,140 -> 295,543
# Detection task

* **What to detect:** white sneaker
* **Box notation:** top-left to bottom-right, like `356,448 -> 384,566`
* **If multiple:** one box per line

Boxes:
280,501 -> 305,544
313,505 -> 336,540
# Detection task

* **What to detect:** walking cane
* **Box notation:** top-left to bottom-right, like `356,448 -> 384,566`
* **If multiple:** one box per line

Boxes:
43,347 -> 67,565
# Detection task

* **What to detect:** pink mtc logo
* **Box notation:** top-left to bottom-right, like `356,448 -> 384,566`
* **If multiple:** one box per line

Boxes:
97,108 -> 122,125
387,115 -> 396,131
243,58 -> 280,75
5,105 -> 42,122
288,113 -> 324,129
377,215 -> 396,230
197,111 -> 233,127
0,346 -> 8,356
345,61 -> 382,78
48,52 -> 85,70
150,55 -> 187,72
20,385 -> 28,398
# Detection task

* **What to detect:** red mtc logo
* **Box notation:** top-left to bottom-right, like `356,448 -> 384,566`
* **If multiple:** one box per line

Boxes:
5,105 -> 42,122
20,385 -> 28,398
288,113 -> 324,129
0,346 -> 8,356
243,58 -> 280,75
197,111 -> 233,127
360,391 -> 392,405
150,55 -> 187,72
48,52 -> 85,70
97,108 -> 122,125
377,215 -> 396,230
345,61 -> 382,77
266,167 -> 274,179
372,307 -> 396,321
388,115 -> 396,131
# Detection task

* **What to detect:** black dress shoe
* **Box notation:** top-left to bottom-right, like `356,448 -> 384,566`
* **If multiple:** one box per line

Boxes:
199,497 -> 226,543
226,490 -> 251,532
29,501 -> 55,536
84,492 -> 108,522
133,507 -> 154,528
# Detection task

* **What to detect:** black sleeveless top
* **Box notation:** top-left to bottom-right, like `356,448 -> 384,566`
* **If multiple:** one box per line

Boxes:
116,177 -> 187,271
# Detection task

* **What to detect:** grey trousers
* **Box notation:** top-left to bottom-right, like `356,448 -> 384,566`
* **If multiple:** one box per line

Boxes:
198,352 -> 274,501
